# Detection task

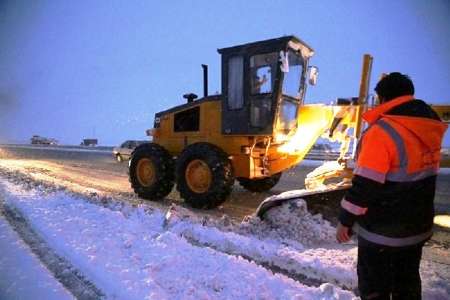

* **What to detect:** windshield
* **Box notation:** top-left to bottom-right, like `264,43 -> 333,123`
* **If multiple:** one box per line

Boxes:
250,52 -> 278,95
278,99 -> 298,131
281,49 -> 304,98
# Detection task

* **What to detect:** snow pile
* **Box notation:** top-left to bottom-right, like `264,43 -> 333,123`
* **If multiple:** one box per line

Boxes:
240,199 -> 336,247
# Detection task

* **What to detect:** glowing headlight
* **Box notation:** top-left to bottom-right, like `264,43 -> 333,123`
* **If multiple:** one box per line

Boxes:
274,133 -> 288,143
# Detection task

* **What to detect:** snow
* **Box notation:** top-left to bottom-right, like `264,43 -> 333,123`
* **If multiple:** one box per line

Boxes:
0,167 -> 449,299
0,214 -> 73,300
0,179 -> 357,300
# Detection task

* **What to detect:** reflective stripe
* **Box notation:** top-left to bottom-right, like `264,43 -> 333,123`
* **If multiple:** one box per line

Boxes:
353,224 -> 432,247
341,198 -> 367,215
376,119 -> 438,182
386,167 -> 439,182
354,165 -> 386,183
376,120 -> 408,167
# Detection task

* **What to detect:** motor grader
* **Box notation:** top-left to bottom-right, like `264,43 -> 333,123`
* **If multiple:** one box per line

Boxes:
128,35 -> 450,210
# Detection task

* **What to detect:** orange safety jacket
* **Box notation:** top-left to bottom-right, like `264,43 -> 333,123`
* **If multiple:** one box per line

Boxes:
339,95 -> 448,247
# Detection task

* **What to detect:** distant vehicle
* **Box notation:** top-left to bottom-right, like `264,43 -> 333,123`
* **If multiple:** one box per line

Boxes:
80,138 -> 98,147
113,140 -> 147,162
30,135 -> 58,145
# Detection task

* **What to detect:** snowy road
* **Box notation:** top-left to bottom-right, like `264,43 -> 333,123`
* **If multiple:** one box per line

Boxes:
0,145 -> 450,299
0,144 -> 324,220
1,173 -> 449,299
0,173 -> 360,299
1,144 -> 449,219
0,213 -> 74,300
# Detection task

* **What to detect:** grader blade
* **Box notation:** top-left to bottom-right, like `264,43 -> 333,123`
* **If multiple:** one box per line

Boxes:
256,160 -> 353,219
256,183 -> 350,219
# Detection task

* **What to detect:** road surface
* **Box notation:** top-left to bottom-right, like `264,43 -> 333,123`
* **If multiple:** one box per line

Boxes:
0,144 -> 449,253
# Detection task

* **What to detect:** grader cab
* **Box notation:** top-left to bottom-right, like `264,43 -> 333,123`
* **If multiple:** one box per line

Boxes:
129,36 -> 368,209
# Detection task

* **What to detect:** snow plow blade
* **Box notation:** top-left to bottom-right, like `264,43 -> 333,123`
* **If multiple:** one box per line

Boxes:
256,184 -> 351,219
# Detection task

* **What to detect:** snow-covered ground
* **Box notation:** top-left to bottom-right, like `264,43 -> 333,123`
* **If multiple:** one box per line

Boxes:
0,167 -> 449,299
0,214 -> 74,300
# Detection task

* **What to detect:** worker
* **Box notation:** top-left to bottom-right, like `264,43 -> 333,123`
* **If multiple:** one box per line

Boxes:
252,72 -> 269,94
336,72 -> 448,299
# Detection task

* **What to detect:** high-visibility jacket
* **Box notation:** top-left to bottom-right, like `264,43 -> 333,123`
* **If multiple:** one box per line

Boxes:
339,95 -> 448,247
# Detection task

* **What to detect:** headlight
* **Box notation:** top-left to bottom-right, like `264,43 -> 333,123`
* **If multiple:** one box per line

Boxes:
274,133 -> 288,143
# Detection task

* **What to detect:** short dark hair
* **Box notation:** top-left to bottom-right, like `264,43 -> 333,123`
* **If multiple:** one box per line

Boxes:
374,72 -> 414,102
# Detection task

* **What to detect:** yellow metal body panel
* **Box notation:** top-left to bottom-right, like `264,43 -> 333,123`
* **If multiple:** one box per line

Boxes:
152,99 -> 361,179
431,105 -> 450,123
154,101 -> 249,156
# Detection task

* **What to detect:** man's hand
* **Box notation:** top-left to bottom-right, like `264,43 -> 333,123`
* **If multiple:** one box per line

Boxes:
336,223 -> 351,243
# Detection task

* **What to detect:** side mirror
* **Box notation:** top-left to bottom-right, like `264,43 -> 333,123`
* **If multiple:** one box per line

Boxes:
308,66 -> 319,86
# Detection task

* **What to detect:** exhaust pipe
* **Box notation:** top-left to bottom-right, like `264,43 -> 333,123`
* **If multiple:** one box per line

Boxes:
202,64 -> 208,97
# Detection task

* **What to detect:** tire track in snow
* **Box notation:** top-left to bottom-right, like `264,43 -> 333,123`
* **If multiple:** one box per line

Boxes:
0,201 -> 105,300
184,234 -> 328,288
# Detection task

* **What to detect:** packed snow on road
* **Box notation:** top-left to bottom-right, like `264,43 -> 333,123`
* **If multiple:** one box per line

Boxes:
0,167 -> 449,299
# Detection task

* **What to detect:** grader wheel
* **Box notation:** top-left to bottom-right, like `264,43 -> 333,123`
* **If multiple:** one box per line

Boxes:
176,143 -> 234,209
185,159 -> 213,194
129,143 -> 175,200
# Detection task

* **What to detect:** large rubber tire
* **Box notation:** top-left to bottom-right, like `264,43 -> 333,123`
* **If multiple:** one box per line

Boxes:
238,172 -> 282,192
176,143 -> 234,209
129,143 -> 175,200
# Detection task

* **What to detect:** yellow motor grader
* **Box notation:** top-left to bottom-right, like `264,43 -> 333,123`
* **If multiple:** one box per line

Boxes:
128,36 -> 450,211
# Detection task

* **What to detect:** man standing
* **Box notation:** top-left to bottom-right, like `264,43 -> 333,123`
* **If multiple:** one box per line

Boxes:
336,72 -> 448,299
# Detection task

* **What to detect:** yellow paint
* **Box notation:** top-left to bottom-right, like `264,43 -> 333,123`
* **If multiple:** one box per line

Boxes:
136,158 -> 155,187
431,105 -> 450,123
152,99 -> 361,180
185,159 -> 212,193
278,104 -> 333,154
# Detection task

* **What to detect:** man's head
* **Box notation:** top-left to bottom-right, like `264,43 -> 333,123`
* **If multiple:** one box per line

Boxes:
374,72 -> 415,103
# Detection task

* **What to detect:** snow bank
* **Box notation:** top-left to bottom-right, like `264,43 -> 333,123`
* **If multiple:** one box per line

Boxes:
0,179 -> 357,300
165,203 -> 357,289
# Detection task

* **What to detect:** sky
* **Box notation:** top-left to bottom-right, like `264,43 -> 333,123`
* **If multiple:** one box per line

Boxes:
0,0 -> 449,146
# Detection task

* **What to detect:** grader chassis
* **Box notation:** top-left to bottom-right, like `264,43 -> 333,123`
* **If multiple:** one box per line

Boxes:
128,36 -> 450,212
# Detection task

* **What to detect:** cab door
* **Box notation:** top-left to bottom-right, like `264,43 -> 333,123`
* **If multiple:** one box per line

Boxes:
221,55 -> 248,135
221,52 -> 279,135
247,52 -> 278,135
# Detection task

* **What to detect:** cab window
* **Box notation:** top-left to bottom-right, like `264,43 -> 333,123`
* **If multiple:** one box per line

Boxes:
227,56 -> 244,110
250,52 -> 277,94
174,106 -> 200,132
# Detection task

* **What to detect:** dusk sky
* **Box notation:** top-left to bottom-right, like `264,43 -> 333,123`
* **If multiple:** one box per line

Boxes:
0,0 -> 449,146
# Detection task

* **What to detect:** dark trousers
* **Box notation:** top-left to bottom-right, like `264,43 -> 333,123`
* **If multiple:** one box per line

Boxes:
357,239 -> 423,300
